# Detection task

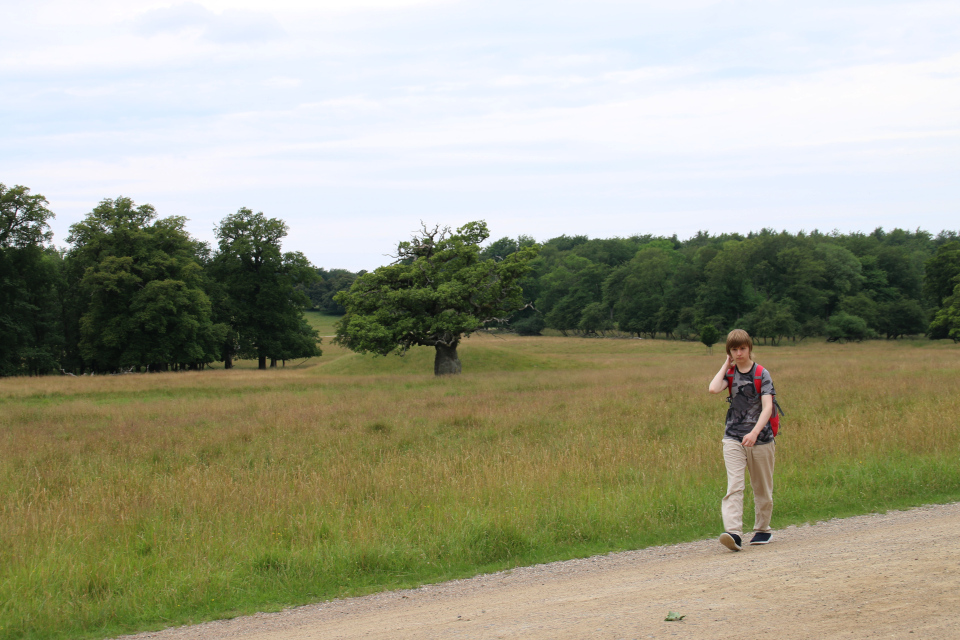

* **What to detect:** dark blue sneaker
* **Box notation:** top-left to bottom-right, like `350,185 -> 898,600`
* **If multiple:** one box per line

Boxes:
750,531 -> 772,545
719,532 -> 742,551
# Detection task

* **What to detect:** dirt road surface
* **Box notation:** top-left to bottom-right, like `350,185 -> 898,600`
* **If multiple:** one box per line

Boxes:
122,503 -> 960,640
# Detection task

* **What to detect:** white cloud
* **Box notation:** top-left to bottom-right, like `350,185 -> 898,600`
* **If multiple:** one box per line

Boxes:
3,0 -> 959,269
202,0 -> 450,11
264,76 -> 303,88
134,2 -> 286,42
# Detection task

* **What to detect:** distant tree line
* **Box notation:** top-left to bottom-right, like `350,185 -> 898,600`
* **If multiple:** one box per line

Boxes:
482,228 -> 960,344
301,268 -> 363,315
3,180 -> 959,376
0,183 -> 321,375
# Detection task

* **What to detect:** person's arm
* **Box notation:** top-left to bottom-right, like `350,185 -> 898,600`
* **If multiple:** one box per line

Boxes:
708,355 -> 733,394
741,394 -> 773,447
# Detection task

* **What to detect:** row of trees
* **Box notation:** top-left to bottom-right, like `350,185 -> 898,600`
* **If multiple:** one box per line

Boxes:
303,268 -> 362,315
486,228 -> 960,344
0,184 -> 319,376
332,222 -> 960,379
3,179 -> 958,377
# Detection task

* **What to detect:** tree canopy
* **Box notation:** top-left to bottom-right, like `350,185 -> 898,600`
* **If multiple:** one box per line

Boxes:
514,227 -> 958,344
66,197 -> 227,372
211,208 -> 320,369
0,184 -> 326,375
0,184 -> 61,376
334,221 -> 539,374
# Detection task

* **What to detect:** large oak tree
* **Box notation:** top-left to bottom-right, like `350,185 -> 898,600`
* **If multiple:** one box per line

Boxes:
334,221 -> 538,375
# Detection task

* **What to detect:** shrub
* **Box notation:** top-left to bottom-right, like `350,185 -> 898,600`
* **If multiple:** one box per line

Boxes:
826,312 -> 875,342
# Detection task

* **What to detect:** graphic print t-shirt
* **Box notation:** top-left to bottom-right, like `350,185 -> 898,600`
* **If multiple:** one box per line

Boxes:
724,363 -> 775,444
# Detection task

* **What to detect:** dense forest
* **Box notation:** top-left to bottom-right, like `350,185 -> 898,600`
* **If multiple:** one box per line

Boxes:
2,181 -> 959,376
486,229 -> 960,345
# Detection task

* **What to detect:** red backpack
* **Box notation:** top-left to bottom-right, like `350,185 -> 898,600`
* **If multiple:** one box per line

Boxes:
725,364 -> 783,436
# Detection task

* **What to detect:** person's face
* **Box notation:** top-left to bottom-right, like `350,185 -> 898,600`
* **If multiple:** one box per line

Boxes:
729,345 -> 751,365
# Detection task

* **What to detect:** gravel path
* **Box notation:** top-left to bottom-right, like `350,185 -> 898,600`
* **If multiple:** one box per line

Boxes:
120,502 -> 960,639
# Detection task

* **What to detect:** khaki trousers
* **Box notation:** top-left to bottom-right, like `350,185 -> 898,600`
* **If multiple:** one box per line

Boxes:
721,438 -> 775,537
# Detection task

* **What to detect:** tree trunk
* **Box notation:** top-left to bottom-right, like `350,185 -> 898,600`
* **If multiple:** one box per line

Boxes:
224,353 -> 233,369
434,342 -> 461,375
258,355 -> 267,370
270,358 -> 277,368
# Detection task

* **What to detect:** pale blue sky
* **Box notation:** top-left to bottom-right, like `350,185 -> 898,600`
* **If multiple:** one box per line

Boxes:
3,0 -> 959,270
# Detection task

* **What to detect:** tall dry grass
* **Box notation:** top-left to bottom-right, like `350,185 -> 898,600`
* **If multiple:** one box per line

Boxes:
1,335 -> 959,639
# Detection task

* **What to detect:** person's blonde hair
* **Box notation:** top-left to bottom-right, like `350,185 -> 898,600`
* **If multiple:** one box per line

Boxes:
725,329 -> 753,357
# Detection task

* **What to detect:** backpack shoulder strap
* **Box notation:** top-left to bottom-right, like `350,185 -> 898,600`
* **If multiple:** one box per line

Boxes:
725,367 -> 735,396
753,364 -> 764,395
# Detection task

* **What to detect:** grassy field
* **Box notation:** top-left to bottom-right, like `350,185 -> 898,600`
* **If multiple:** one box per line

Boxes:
2,332 -> 960,639
303,311 -> 340,338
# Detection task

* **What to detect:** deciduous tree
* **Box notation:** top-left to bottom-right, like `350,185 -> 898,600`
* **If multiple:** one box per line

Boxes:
929,283 -> 960,342
0,184 -> 62,375
603,245 -> 676,338
700,325 -> 720,353
334,221 -> 538,375
211,208 -> 320,369
923,242 -> 960,309
67,197 -> 226,372
826,312 -> 875,342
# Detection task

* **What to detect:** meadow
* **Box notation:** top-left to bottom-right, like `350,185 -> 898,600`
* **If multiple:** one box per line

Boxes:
2,323 -> 959,640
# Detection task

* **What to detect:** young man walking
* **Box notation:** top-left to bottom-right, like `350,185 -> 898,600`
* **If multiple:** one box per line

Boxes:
708,329 -> 776,552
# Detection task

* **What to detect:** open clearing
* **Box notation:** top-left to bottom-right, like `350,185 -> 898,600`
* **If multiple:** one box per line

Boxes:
121,502 -> 960,640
